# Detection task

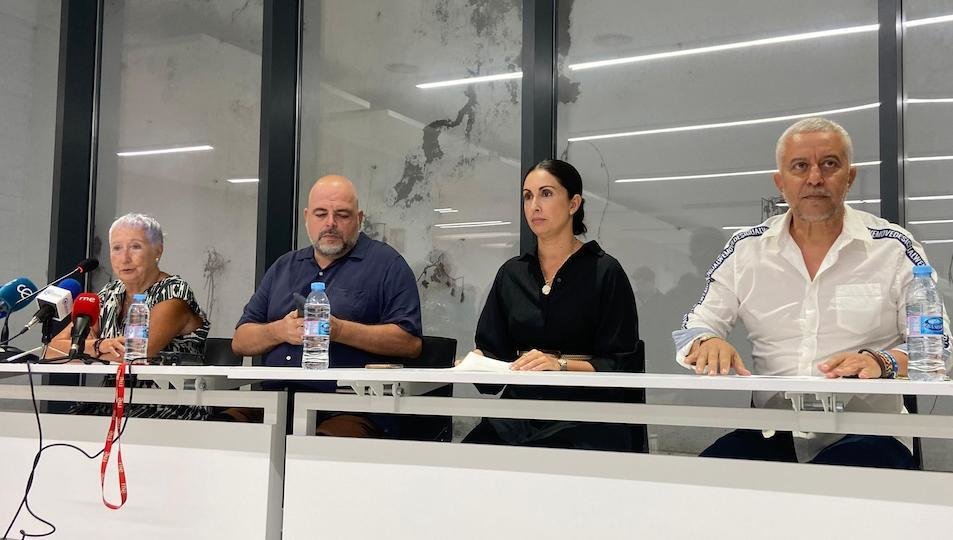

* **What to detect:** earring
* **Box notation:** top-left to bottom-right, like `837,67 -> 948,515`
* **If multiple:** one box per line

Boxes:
155,257 -> 160,262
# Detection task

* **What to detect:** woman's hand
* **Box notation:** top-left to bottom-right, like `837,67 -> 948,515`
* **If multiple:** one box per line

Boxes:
510,349 -> 559,371
97,337 -> 125,362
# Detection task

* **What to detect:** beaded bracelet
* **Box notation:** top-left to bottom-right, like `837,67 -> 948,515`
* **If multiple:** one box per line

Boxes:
878,349 -> 899,380
858,348 -> 897,379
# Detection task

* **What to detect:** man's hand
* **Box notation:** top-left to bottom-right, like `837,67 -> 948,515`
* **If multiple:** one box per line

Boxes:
510,348 -> 560,371
818,352 -> 882,379
271,309 -> 304,346
684,337 -> 751,376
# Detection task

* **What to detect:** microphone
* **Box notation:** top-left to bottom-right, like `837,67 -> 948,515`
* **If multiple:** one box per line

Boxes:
11,257 -> 100,311
69,293 -> 100,359
22,278 -> 83,333
75,258 -> 99,275
0,277 -> 39,318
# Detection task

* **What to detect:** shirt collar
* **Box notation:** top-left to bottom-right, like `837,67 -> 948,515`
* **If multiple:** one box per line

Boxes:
295,232 -> 371,262
763,205 -> 871,246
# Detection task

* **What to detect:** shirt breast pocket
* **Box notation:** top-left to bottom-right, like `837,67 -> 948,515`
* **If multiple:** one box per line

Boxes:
329,287 -> 371,322
833,283 -> 883,335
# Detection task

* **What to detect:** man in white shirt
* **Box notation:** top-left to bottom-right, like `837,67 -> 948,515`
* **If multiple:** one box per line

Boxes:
672,117 -> 952,468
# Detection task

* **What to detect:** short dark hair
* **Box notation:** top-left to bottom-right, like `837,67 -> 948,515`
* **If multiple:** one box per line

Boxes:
523,159 -> 587,235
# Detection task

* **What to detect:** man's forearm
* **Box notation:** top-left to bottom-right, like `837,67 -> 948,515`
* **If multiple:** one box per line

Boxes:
887,348 -> 909,378
333,319 -> 422,358
232,322 -> 282,356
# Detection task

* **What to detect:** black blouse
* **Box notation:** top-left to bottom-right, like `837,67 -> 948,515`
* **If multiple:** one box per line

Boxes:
475,240 -> 640,402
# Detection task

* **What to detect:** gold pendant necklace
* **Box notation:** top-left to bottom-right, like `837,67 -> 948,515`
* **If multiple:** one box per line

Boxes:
541,281 -> 552,295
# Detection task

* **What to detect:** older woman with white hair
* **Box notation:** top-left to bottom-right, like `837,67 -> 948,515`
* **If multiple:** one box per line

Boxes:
49,212 -> 209,363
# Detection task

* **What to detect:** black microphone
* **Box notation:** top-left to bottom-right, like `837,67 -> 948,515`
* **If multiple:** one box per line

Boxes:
69,293 -> 100,359
13,257 -> 100,311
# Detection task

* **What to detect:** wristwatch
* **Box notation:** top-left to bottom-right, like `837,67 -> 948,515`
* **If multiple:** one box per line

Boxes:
556,355 -> 568,371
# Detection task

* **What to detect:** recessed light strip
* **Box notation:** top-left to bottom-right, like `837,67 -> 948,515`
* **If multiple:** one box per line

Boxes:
909,195 -> 953,201
226,178 -> 259,184
116,144 -> 213,157
722,226 -> 756,230
777,199 -> 881,208
433,208 -> 459,214
906,155 -> 953,162
923,239 -> 953,244
905,97 -> 953,104
616,160 -> 881,184
904,14 -> 953,28
568,103 -> 880,143
569,24 -> 879,71
416,72 -> 522,89
434,220 -> 511,229
909,219 -> 953,225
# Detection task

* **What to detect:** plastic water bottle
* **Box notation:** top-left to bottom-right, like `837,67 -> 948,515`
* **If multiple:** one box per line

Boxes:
124,293 -> 149,363
302,282 -> 330,369
906,265 -> 947,381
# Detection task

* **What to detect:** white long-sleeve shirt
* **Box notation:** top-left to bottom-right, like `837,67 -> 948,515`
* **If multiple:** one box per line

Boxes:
673,206 -> 952,460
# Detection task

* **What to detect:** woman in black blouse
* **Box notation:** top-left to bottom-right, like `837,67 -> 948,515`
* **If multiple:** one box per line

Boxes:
464,159 -> 641,451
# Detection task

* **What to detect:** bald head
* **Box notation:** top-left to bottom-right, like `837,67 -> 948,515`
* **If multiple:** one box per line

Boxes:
304,174 -> 364,261
309,174 -> 360,210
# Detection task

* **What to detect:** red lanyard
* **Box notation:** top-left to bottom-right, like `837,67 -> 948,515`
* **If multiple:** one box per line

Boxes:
101,361 -> 128,509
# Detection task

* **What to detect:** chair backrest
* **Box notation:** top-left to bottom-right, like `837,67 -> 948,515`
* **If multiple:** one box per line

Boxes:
401,335 -> 457,368
204,337 -> 244,366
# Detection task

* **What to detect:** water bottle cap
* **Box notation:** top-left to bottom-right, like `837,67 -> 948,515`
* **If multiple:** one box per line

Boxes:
913,265 -> 933,276
311,282 -> 325,292
132,293 -> 147,302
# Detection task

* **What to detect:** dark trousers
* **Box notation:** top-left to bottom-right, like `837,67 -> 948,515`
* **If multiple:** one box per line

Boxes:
463,419 -> 636,452
700,429 -> 916,470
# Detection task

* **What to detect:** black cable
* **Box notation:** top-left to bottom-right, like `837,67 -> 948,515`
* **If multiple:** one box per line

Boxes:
0,327 -> 28,347
3,357 -> 135,539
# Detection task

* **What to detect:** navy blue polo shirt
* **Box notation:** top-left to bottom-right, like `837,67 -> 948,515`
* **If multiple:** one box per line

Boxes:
236,232 -> 422,368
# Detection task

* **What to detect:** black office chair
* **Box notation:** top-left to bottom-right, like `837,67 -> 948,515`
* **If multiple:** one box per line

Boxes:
393,335 -> 457,442
204,337 -> 244,366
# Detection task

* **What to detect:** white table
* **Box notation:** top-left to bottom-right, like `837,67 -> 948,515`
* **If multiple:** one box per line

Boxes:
0,363 -> 286,540
253,368 -> 953,540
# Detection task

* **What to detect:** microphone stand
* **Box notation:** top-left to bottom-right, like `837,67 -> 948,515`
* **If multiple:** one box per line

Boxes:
0,316 -> 25,360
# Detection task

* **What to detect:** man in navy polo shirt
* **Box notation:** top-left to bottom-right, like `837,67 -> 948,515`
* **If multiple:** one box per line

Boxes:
232,174 -> 422,434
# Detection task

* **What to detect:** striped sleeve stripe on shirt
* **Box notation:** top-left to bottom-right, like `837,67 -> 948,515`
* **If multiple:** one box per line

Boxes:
681,225 -> 769,329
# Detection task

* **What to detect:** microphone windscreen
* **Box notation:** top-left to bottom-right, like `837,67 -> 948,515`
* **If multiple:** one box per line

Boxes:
72,293 -> 101,326
75,258 -> 99,274
58,278 -> 83,299
0,277 -> 39,316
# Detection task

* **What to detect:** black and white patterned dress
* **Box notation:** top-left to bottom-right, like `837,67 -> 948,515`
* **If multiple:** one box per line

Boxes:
72,275 -> 211,420
98,275 -> 210,356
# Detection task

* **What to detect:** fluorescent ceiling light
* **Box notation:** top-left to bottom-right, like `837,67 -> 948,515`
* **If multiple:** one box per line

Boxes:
616,160 -> 880,183
226,178 -> 259,184
568,103 -> 879,143
568,24 -> 879,71
905,97 -> 953,104
906,155 -> 953,162
434,220 -> 511,229
433,208 -> 459,213
416,72 -> 522,89
909,194 -> 953,201
923,239 -> 953,244
904,14 -> 953,28
722,226 -> 755,230
908,219 -> 953,225
116,144 -> 213,157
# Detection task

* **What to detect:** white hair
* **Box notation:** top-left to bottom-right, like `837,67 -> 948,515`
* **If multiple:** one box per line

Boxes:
109,213 -> 164,246
775,117 -> 854,169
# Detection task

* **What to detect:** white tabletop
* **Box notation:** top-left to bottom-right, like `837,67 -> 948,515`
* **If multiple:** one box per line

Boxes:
0,362 -> 234,377
225,367 -> 953,396
3,363 -> 952,396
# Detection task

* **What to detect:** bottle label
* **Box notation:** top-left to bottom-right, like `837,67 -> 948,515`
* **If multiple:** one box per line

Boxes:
909,315 -> 944,336
124,325 -> 148,339
318,319 -> 331,337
